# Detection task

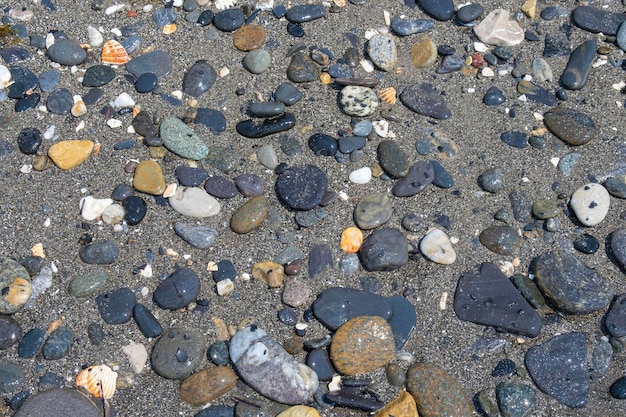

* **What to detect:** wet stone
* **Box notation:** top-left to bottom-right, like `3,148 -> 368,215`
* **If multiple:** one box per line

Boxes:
182,60 -> 216,97
83,88 -> 103,106
354,192 -> 392,230
205,176 -> 237,199
534,250 -> 613,314
610,376 -> 626,399
213,8 -> 245,31
0,315 -> 21,350
126,50 -> 173,78
525,332 -> 589,408
231,195 -> 269,234
378,141 -> 408,178
367,34 -> 397,72
79,240 -> 119,264
197,10 -> 214,25
151,327 -> 206,379
121,196 -> 146,225
153,7 -> 176,26
68,270 -> 107,298
483,86 -> 505,106
544,107 -> 596,146
308,244 -> 333,278
400,83 -> 451,119
45,88 -> 72,115
573,233 -> 599,254
516,80 -> 557,106
276,165 -> 327,210
492,359 -> 517,377
287,53 -> 319,83
605,293 -> 626,337
309,133 -> 337,156
479,225 -> 520,255
558,153 -> 581,177
570,183 -> 610,226
95,287 -> 135,325
604,177 -> 626,199
18,327 -> 44,358
236,113 -> 296,138
391,17 -> 434,36
306,349 -> 334,381
387,295 -> 416,349
174,222 -> 218,249
339,85 -> 379,117
42,326 -> 72,360
135,72 -> 158,93
313,287 -> 392,330
359,228 -> 408,272
0,47 -> 30,64
429,160 -> 454,188
208,341 -> 230,365
179,366 -> 237,406
418,0 -> 454,20
153,268 -> 200,310
495,382 -> 537,417
46,39 -> 86,65
195,108 -> 227,134
83,65 -> 115,87
392,161 -> 434,197
285,4 -> 325,23
511,274 -> 545,309
572,6 -> 626,36
133,303 -> 163,338
17,127 -> 41,154
561,39 -> 596,91
38,69 -> 60,92
478,168 -> 503,193
160,116 -> 208,160
590,338 -> 612,380
454,263 -> 542,337
275,82 -> 303,106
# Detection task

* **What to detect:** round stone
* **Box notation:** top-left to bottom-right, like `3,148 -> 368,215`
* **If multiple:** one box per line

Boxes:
231,195 -> 269,234
610,376 -> 626,399
243,49 -> 271,74
179,366 -> 237,406
532,199 -> 560,219
573,233 -> 599,254
378,140 -> 409,178
153,268 -> 200,310
0,256 -> 32,314
48,140 -> 94,170
235,174 -> 264,197
420,228 -> 456,264
46,39 -> 87,65
478,168 -> 503,193
354,192 -> 392,230
212,8 -> 245,32
495,382 -> 537,417
367,34 -> 397,72
95,287 -> 136,324
133,160 -> 166,195
411,36 -> 437,68
479,225 -> 520,255
135,72 -> 158,93
182,60 -> 216,97
275,165 -> 327,210
339,85 -> 379,117
151,327 -> 206,379
543,107 -> 596,146
359,228 -> 408,271
570,183 -> 610,226
83,65 -> 115,87
204,175 -> 238,199
123,196 -> 147,225
0,315 -> 21,350
17,127 -> 42,155
68,270 -> 107,298
233,25 -> 266,51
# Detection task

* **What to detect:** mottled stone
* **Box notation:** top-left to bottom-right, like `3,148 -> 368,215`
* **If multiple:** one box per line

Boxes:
42,326 -> 72,360
287,53 -> 319,83
151,327 -> 206,379
160,117 -> 208,160
0,256 -> 32,314
179,366 -> 237,406
339,86 -> 379,117
572,6 -> 626,36
68,270 -> 107,298
375,390 -> 418,417
275,165 -> 327,210
182,60 -> 217,97
354,193 -> 392,230
569,183 -> 610,226
0,315 -> 21,350
359,228 -> 408,271
544,107 -> 596,146
479,225 -> 520,255
252,260 -> 284,288
378,141 -> 409,178
48,140 -> 93,170
367,34 -> 397,72
495,382 -> 537,417
411,36 -> 437,68
474,10 -> 524,47
532,199 -> 560,219
233,25 -> 266,51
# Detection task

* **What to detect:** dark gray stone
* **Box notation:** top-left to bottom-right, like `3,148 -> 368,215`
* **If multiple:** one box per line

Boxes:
133,303 -> 163,338
418,0 -> 454,20
285,4 -> 326,23
456,4 -> 484,23
42,326 -> 73,360
483,86 -> 505,106
479,225 -> 520,255
378,140 -> 409,178
182,60 -> 216,97
123,196 -> 147,226
248,101 -> 285,118
275,82 -> 303,106
572,6 -> 626,36
276,165 -> 327,210
236,113 -> 296,138
13,388 -> 99,417
95,287 -> 136,325
313,287 -> 392,330
79,240 -> 119,264
0,315 -> 21,350
309,133 -> 337,156
18,327 -> 45,358
308,243 -> 333,278
287,53 -> 320,83
46,88 -> 72,115
478,169 -> 503,193
359,228 -> 408,271
82,65 -> 115,87
605,293 -> 626,338
235,173 -> 264,196
610,376 -> 626,399
153,268 -> 200,310
17,127 -> 41,154
204,175 -> 238,198
213,8 -> 245,32
387,295 -> 416,349
151,327 -> 206,379
126,50 -> 173,78
392,161 -> 434,197
390,17 -> 434,36
560,39 -> 596,90
46,39 -> 86,65
306,348 -> 334,381
400,83 -> 451,119
604,177 -> 626,199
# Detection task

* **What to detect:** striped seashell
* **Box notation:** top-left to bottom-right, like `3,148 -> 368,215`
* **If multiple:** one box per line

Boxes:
214,0 -> 237,10
101,39 -> 130,65
379,86 -> 397,105
75,365 -> 118,399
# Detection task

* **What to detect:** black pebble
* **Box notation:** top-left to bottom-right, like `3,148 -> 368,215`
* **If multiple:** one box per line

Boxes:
133,303 -> 163,338
492,359 -> 517,377
309,133 -> 337,156
212,259 -> 236,282
153,268 -> 200,310
278,308 -> 298,325
287,22 -> 305,37
42,326 -> 73,360
87,323 -> 106,345
135,72 -> 158,93
213,8 -> 245,32
207,341 -> 230,365
573,234 -> 599,254
175,166 -> 208,187
204,175 -> 238,199
95,288 -> 136,325
17,127 -> 42,154
123,196 -> 147,225
306,348 -> 335,380
18,327 -> 45,358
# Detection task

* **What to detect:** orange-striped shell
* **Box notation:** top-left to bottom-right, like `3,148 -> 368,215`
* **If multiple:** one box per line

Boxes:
101,40 -> 130,65
379,87 -> 397,105
75,365 -> 118,399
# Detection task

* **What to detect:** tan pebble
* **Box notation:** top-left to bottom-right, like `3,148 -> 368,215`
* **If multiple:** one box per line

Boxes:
92,142 -> 101,156
252,260 -> 284,288
162,183 -> 177,198
71,99 -> 87,117
122,341 -> 148,374
233,24 -> 266,51
530,127 -> 547,136
320,72 -> 331,85
148,145 -> 168,159
282,336 -> 304,355
75,364 -> 118,399
32,154 -> 52,171
277,405 -> 322,417
379,86 -> 396,105
133,160 -> 166,195
411,36 -> 438,68
101,39 -> 130,65
332,0 -> 346,6
371,163 -> 384,177
375,390 -> 418,417
31,243 -> 45,258
162,23 -> 177,34
48,140 -> 94,170
4,277 -> 32,311
212,317 -> 230,341
282,278 -> 311,307
521,0 -> 537,18
340,227 -> 363,253
115,369 -> 135,390
230,195 -> 269,234
179,366 -> 237,406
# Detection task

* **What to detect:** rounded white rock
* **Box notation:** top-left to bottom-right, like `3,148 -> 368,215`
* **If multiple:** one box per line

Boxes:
80,196 -> 113,221
419,228 -> 456,265
570,183 -> 610,226
349,167 -> 372,184
168,186 -> 220,218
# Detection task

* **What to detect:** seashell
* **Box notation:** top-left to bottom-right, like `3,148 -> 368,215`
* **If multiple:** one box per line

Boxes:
379,86 -> 396,105
340,226 -> 363,253
162,23 -> 177,35
214,0 -> 237,10
76,365 -> 118,399
0,64 -> 13,89
101,39 -> 130,65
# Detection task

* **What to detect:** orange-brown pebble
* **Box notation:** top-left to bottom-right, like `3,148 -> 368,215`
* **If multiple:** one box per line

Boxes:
330,316 -> 395,375
101,39 -> 130,65
320,72 -> 331,85
375,391 -> 419,417
4,277 -> 32,311
178,366 -> 237,406
133,160 -> 166,195
163,23 -> 177,34
48,140 -> 94,170
470,53 -> 485,68
126,9 -> 138,18
340,227 -> 363,253
233,24 -> 267,51
411,37 -> 437,68
277,405 -> 322,417
252,260 -> 285,288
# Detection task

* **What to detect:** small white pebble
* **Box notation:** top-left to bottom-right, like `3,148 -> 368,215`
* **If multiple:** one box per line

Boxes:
172,90 -> 183,100
45,32 -> 55,49
50,261 -> 58,273
473,42 -> 488,52
612,81 -> 625,91
240,272 -> 251,282
140,264 -> 152,278
105,4 -> 126,15
75,121 -> 85,132
481,67 -> 494,77
349,167 -> 372,184
523,74 -> 533,81
107,119 -> 123,128
450,236 -> 459,244
517,94 -> 527,102
110,28 -> 122,37
113,224 -> 124,232
338,191 -> 349,201
592,59 -> 607,68
110,92 -> 135,109
219,66 -> 230,77
533,112 -> 543,121
360,59 -> 374,73
467,87 -> 475,93
143,4 -> 153,12
364,28 -> 379,40
439,291 -> 448,310
43,125 -> 55,140
183,254 -> 191,260
217,279 -> 234,296
295,322 -> 308,331
20,165 -> 32,173
328,375 -> 342,392
141,287 -> 149,297
38,105 -> 48,113
43,217 -> 51,227
550,157 -> 560,167
383,10 -> 391,26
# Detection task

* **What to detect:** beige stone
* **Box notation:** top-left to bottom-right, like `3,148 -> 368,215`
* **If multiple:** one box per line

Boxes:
277,405 -> 321,417
252,260 -> 284,288
133,160 -> 166,195
522,0 -> 537,19
474,9 -> 524,47
48,140 -> 94,170
411,37 -> 437,68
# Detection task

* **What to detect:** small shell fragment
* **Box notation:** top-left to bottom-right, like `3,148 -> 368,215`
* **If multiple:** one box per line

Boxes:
101,39 -> 130,65
379,86 -> 396,105
439,291 -> 448,310
76,365 -> 118,399
214,0 -> 237,10
163,23 -> 177,34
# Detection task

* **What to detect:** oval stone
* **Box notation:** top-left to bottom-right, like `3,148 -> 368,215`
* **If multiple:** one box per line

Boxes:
231,195 -> 269,234
313,287 -> 392,330
68,270 -> 107,298
543,107 -> 596,146
17,327 -> 45,359
151,327 -> 206,379
48,140 -> 94,170
153,268 -> 200,310
160,117 -> 208,160
354,192 -> 392,230
275,165 -> 327,210
13,388 -> 100,417
0,314 -> 21,350
46,39 -> 87,66
133,303 -> 163,338
367,34 -> 397,72
95,287 -> 136,324
479,225 -> 520,255
569,183 -> 610,226
42,326 -> 73,360
359,228 -> 408,271
182,60 -> 217,97
79,240 -> 119,264
0,256 -> 32,314
173,223 -> 218,249
133,160 -> 166,195
168,187 -> 221,217
179,366 -> 237,406
392,161 -> 435,197
339,85 -> 379,116
378,140 -> 409,178
560,39 -> 596,90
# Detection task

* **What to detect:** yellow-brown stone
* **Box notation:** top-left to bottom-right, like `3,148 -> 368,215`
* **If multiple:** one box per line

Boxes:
252,260 -> 284,288
133,160 -> 166,195
411,37 -> 437,68
230,195 -> 269,234
330,316 -> 395,375
48,140 -> 94,170
178,366 -> 237,406
521,0 -> 537,19
233,24 -> 266,51
276,405 -> 321,417
375,391 -> 419,417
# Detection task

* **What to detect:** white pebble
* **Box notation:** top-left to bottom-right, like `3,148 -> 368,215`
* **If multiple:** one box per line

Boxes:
105,4 -> 126,15
101,203 -> 125,225
110,92 -> 135,109
0,64 -> 11,89
122,341 -> 148,374
80,196 -> 113,221
20,165 -> 32,174
473,42 -> 488,52
570,183 -> 610,226
87,25 -> 103,47
107,119 -> 123,128
217,279 -> 234,296
360,59 -> 375,73
372,120 -> 389,137
481,67 -> 495,77
43,125 -> 56,140
419,228 -> 456,265
110,28 -> 123,37
349,167 -> 372,184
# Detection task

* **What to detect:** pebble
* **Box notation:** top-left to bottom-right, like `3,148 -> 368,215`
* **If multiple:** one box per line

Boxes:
248,102 -> 285,118
179,366 -> 237,406
454,262 -> 542,337
610,376 -> 626,399
532,199 -> 560,220
354,193 -> 392,230
175,166 -> 208,187
42,325 -> 72,360
339,85 -> 379,117
160,116 -> 208,160
0,256 -> 32,314
83,65 -> 115,87
387,295 -> 417,349
420,228 -> 456,264
378,141 -> 409,178
230,195 -> 269,233
348,167 -> 372,184
313,287 -> 392,330
474,10 -> 524,47
305,348 -> 334,381
17,128 -> 41,155
456,4 -> 484,23
46,39 -> 86,65
534,250 -> 612,314
38,69 -> 60,91
135,72 -> 158,93
229,326 -> 318,404
392,161 -> 434,197
235,174 -> 264,197
604,177 -> 626,199
194,405 -> 235,417
212,8 -> 244,32
207,341 -> 230,366
391,17 -> 434,37
133,303 -> 163,338
133,160 -> 166,195
330,316 -> 395,375
492,359 -> 517,377
285,4 -> 325,23
590,338 -> 613,380
151,327 -> 206,379
411,36 -> 437,68
495,382 -> 537,417
479,225 -> 520,255
123,196 -> 147,225
233,25 -> 266,51
478,168 -> 503,193
48,140 -> 93,170
153,267 -> 200,310
0,315 -> 21,350
611,229 -> 626,272
418,0 -> 454,21
204,176 -> 238,199
126,50 -> 173,78
13,388 -> 100,417
570,183 -> 610,226
195,108 -> 227,134
182,60 -> 217,97
275,82 -> 303,106
543,107 -> 596,146
483,86 -> 505,106
79,240 -> 119,264
68,270 -> 107,298
400,84 -> 451,119
95,287 -> 136,325
252,260 -> 284,288
573,233 -> 599,254
558,152 -> 581,177
338,136 -> 366,154
561,39 -> 596,91
46,88 -> 72,114
242,49 -> 271,74
236,113 -> 296,138
500,131 -> 527,149
168,187 -> 221,217
277,406 -> 321,417
174,222 -> 218,249
295,207 -> 327,227
17,327 -> 44,359
524,332 -> 589,408
375,391 -> 417,417
287,53 -> 320,83
309,133 -> 337,156
605,293 -> 626,337
359,228 -> 408,271
367,34 -> 397,72
275,165 -> 327,210
532,57 -> 553,82
406,362 -> 473,417
572,5 -> 626,36
281,278 -> 310,307
308,244 -> 333,278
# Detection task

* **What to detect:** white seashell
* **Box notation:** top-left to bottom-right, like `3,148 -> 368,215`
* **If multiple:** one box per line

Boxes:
76,365 -> 118,399
217,278 -> 234,296
360,59 -> 374,73
80,196 -> 113,221
0,65 -> 12,89
87,26 -> 103,47
373,119 -> 389,137
364,28 -> 379,40
214,0 -> 237,10
105,3 -> 126,15
43,125 -> 56,140
45,32 -> 55,49
255,0 -> 274,11
109,92 -> 135,109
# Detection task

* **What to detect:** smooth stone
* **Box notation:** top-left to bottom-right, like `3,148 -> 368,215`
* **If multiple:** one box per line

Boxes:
95,287 -> 136,325
604,293 -> 626,337
46,88 -> 72,114
525,332 -> 588,408
287,53 -> 319,83
242,49 -> 271,74
354,192 -> 392,230
474,9 -> 524,46
0,257 -> 31,314
534,250 -> 613,314
168,187 -> 221,217
308,244 -> 333,278
235,174 -> 264,196
543,107 -> 596,146
428,160 -> 453,188
532,57 -> 553,82
378,141 -> 408,178
313,287 -> 392,330
153,7 -> 176,26
79,240 -> 119,264
500,131 -> 527,149
46,39 -> 86,65
338,136 -> 366,154
411,36 -> 437,68
479,225 -> 520,255
278,307 -> 298,325
160,116 -> 208,160
572,6 -> 626,36
153,267 -> 200,310
204,176 -> 238,199
236,113 -> 296,138
122,195 -> 146,225
590,338 -> 612,380
275,165 -> 327,210
532,199 -> 560,219
257,144 -> 279,169
349,167 -> 372,184
13,388 -> 99,417
478,168 -> 503,193
133,303 -> 163,338
42,326 -> 72,360
359,228 -> 408,272
561,39 -> 596,90
400,83 -> 451,119
213,8 -> 244,31
229,326 -> 318,404
133,160 -> 166,195
132,111 -> 158,137
179,366 -> 237,406
387,295 -> 416,350
83,65 -> 115,87
392,160 -> 434,197
174,222 -> 218,249
126,50 -> 173,78
151,327 -> 206,379
544,31 -> 570,58
17,327 -> 45,358
285,4 -> 325,23
375,391 -> 417,417
182,60 -> 217,97
406,362 -> 473,417
68,270 -> 107,298
483,86 -> 505,106
197,9 -> 214,25
277,406 -> 321,417
0,47 -> 29,64
618,22 -> 626,52
275,82 -> 303,106
509,190 -> 531,222
558,152 -> 581,176
175,166 -> 208,187
418,0 -> 453,20
610,376 -> 626,399
495,382 -> 537,417
309,133 -> 337,156
420,228 -> 456,264
282,278 -> 310,307
212,260 -> 236,283
231,195 -> 269,234
38,69 -> 60,92
454,263 -> 542,337
248,102 -> 285,118
306,349 -> 334,381
86,323 -> 105,346
492,359 -> 517,377
0,315 -> 21,350
570,183 -> 610,226
367,34 -> 397,72
233,25 -> 266,51
48,140 -> 93,170
457,3 -> 484,23
511,274 -> 545,309
207,341 -> 230,366
195,108 -> 227,134
330,316 -> 395,375
135,72 -> 158,93
604,177 -> 626,199
194,405 -> 235,417
17,127 -> 41,155
82,88 -> 103,106
295,207 -> 327,227
15,92 -> 40,112
391,16 -> 434,36
339,85 -> 379,117
573,233 -> 599,254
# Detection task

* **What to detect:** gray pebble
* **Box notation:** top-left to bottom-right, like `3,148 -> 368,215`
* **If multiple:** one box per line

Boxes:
151,327 -> 206,379
173,222 -> 218,249
478,169 -> 503,193
243,49 -> 271,74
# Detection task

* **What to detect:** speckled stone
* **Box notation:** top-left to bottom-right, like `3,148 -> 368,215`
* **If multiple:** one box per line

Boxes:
204,175 -> 238,199
330,316 -> 395,375
354,193 -> 392,230
231,195 -> 269,234
569,183 -> 610,226
478,168 -> 503,193
359,228 -> 408,271
339,85 -> 379,117
151,327 -> 206,379
479,225 -> 520,255
17,327 -> 44,358
233,24 -> 266,51
48,140 -> 94,170
275,165 -> 327,210
95,287 -> 136,325
378,141 -> 409,178
374,391 -> 418,417
79,240 -> 119,265
605,293 -> 626,338
0,256 -> 32,314
68,270 -> 107,298
182,60 -> 217,97
392,161 -> 434,197
287,52 -> 320,83
179,366 -> 237,406
160,116 -> 208,160
406,362 -> 472,417
543,107 -> 596,146
367,34 -> 397,72
126,50 -> 173,78
572,5 -> 626,36
495,382 -> 537,417
252,260 -> 284,288
153,267 -> 200,310
133,160 -> 166,195
13,388 -> 99,417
